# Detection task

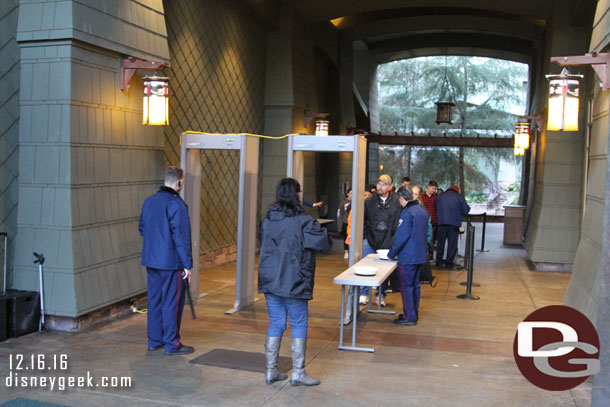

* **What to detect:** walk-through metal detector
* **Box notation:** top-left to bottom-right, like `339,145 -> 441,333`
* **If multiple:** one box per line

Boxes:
180,132 -> 259,314
287,135 -> 367,266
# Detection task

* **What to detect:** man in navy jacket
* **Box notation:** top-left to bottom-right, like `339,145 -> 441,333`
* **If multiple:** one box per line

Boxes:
139,166 -> 194,356
388,186 -> 429,325
434,185 -> 470,268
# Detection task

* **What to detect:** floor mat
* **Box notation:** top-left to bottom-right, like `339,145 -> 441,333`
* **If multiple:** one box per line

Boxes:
1,399 -> 70,407
189,348 -> 291,373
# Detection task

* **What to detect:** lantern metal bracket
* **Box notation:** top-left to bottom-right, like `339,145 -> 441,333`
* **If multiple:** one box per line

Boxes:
518,115 -> 544,130
120,58 -> 167,92
551,52 -> 610,90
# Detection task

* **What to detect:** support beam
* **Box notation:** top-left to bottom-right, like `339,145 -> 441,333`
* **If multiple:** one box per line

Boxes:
366,134 -> 513,148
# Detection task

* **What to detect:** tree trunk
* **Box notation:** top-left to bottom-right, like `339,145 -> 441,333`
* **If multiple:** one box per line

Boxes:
459,58 -> 467,196
407,146 -> 412,177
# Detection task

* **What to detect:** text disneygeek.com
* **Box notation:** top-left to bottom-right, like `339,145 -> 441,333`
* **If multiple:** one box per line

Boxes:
4,354 -> 132,391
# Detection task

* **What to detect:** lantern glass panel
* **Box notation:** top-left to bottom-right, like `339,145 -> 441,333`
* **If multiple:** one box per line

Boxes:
547,77 -> 579,131
435,102 -> 455,124
315,120 -> 329,137
143,76 -> 169,126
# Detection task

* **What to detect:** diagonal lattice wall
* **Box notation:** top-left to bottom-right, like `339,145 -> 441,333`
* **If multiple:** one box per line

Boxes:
163,0 -> 267,254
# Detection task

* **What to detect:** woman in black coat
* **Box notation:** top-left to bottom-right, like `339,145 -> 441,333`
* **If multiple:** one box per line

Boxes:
258,178 -> 329,386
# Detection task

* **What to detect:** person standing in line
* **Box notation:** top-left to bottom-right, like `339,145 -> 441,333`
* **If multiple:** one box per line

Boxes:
343,188 -> 372,325
258,178 -> 330,386
338,188 -> 352,259
434,185 -> 470,268
387,186 -> 429,325
360,174 -> 402,306
139,166 -> 194,356
401,177 -> 411,188
421,180 -> 439,261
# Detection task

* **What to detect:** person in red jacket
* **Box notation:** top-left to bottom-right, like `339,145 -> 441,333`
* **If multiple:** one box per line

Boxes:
420,180 -> 438,260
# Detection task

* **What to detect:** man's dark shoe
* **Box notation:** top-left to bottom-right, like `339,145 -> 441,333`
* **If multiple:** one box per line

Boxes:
435,262 -> 444,267
164,345 -> 195,356
148,344 -> 163,352
394,318 -> 417,326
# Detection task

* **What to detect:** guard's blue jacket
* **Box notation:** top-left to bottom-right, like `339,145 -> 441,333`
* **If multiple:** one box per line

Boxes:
434,189 -> 471,226
139,186 -> 193,270
388,201 -> 429,265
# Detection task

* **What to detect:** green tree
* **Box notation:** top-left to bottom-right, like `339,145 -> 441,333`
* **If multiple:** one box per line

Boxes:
378,56 -> 527,195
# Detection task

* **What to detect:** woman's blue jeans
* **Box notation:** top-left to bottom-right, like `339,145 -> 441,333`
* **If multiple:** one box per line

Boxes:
265,293 -> 308,338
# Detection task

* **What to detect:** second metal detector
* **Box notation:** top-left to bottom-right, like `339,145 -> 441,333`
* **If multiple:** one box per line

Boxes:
180,133 -> 259,314
287,135 -> 367,266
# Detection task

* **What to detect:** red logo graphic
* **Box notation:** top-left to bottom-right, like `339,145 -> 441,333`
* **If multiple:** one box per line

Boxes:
513,305 -> 600,391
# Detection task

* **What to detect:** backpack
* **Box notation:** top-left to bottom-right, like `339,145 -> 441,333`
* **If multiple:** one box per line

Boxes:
420,262 -> 437,287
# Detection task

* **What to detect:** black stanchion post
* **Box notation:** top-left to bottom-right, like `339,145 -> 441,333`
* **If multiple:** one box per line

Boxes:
457,216 -> 471,270
478,212 -> 490,252
457,225 -> 480,300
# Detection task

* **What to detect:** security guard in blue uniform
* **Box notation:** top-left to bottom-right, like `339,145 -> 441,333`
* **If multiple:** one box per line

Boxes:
434,185 -> 470,268
388,186 -> 429,325
139,166 -> 194,355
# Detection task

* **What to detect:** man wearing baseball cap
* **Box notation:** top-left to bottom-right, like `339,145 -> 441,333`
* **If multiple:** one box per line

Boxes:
434,185 -> 470,268
360,174 -> 402,305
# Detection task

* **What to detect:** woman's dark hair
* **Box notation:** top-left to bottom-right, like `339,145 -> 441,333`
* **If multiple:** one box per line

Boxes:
346,188 -> 352,196
275,178 -> 303,216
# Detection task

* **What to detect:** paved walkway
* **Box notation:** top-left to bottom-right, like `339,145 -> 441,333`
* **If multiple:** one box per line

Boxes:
0,223 -> 591,406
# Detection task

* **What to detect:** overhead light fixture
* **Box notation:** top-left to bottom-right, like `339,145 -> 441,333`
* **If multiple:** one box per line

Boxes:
143,76 -> 169,126
436,55 -> 455,124
315,120 -> 329,137
546,68 -> 582,131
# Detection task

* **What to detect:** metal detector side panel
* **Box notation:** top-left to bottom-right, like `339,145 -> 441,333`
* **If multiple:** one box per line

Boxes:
287,135 -> 367,266
180,133 -> 259,314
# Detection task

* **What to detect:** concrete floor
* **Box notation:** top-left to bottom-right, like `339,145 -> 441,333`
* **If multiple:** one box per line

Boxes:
0,223 -> 592,406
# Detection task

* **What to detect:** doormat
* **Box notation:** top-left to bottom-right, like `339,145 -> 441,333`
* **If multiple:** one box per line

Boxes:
189,348 -> 291,373
1,399 -> 70,407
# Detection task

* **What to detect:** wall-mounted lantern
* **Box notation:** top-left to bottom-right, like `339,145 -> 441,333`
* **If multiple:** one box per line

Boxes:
143,76 -> 169,126
315,120 -> 329,137
120,58 -> 169,126
546,68 -> 582,131
514,122 -> 530,156
514,122 -> 530,150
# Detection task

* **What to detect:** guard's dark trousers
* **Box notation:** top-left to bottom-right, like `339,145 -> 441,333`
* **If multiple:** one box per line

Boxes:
147,268 -> 186,352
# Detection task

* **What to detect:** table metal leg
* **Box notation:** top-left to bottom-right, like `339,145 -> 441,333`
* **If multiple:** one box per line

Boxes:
338,285 -> 374,353
339,285 -> 345,346
368,283 -> 396,315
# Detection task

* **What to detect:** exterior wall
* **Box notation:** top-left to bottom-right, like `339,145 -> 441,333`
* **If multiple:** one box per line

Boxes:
162,0 -> 267,258
524,0 -> 587,266
14,0 -> 168,318
572,0 -> 610,404
0,0 -> 20,290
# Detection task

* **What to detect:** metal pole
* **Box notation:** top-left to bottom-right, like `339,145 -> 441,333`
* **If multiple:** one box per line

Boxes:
457,226 -> 480,300
458,220 -> 471,270
1,232 -> 7,293
478,212 -> 490,252
34,252 -> 46,331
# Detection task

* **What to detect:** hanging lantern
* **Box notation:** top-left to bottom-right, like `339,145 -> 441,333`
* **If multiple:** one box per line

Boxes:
546,68 -> 582,131
143,75 -> 169,125
435,102 -> 455,124
315,120 -> 329,137
515,122 -> 530,149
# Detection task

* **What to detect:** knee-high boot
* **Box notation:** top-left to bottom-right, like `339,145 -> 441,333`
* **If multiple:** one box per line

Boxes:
290,337 -> 320,386
265,336 -> 288,384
